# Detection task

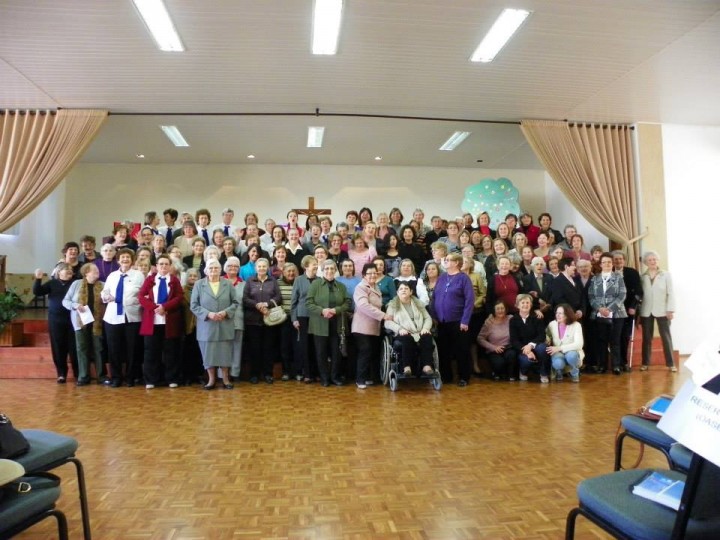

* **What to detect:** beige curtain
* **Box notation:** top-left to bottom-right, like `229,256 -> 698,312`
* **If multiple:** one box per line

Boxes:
0,109 -> 107,233
520,119 -> 641,267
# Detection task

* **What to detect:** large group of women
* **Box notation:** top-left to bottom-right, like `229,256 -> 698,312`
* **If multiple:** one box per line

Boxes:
32,205 -> 677,390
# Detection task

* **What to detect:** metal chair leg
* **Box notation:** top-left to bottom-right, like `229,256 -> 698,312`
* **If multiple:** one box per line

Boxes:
69,457 -> 92,540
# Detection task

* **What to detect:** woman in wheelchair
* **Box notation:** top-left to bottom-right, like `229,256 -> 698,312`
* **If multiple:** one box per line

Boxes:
384,282 -> 435,376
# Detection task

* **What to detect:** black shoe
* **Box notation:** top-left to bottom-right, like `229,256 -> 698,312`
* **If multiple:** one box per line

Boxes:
332,379 -> 344,386
203,383 -> 216,391
56,376 -> 66,384
76,378 -> 90,386
264,376 -> 274,384
321,380 -> 330,387
613,367 -> 622,375
125,381 -> 135,387
250,377 -> 259,384
109,380 -> 121,388
458,379 -> 468,387
223,383 -> 234,390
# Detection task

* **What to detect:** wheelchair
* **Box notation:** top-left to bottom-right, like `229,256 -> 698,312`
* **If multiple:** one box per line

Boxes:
380,331 -> 442,392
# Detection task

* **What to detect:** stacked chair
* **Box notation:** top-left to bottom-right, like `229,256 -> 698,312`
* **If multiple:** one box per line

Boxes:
566,452 -> 720,539
4,429 -> 91,539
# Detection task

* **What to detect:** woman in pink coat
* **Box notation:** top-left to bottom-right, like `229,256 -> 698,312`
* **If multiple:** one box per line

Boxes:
352,263 -> 393,389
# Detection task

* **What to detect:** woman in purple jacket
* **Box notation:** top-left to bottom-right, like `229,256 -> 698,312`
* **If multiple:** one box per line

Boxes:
352,263 -> 393,389
429,252 -> 475,386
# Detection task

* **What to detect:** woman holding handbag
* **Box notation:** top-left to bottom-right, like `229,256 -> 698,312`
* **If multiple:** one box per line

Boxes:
306,260 -> 351,386
242,258 -> 282,384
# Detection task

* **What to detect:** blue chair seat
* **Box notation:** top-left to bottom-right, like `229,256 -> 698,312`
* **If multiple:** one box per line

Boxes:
620,416 -> 676,448
0,476 -> 67,539
576,468 -> 720,540
14,430 -> 79,472
15,429 -> 91,540
615,415 -> 676,470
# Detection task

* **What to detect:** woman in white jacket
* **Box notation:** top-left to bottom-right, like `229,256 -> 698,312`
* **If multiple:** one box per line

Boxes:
639,251 -> 677,372
546,303 -> 584,382
384,282 -> 435,376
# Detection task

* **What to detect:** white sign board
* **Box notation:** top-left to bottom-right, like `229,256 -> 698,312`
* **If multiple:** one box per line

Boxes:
658,338 -> 720,467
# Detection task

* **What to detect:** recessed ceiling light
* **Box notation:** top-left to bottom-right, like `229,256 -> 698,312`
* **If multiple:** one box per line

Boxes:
159,125 -> 189,147
307,126 -> 325,148
312,0 -> 343,55
470,8 -> 531,63
136,153 -> 145,159
247,154 -> 255,159
132,0 -> 185,52
439,131 -> 471,151
374,156 -> 382,161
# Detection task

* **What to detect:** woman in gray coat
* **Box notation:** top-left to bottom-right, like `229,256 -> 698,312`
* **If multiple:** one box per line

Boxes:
588,252 -> 627,375
190,258 -> 239,389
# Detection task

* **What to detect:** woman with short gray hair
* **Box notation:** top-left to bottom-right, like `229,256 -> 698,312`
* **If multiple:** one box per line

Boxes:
190,259 -> 239,389
639,251 -> 677,372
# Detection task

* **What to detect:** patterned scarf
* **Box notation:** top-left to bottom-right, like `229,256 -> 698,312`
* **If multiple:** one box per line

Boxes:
77,279 -> 106,335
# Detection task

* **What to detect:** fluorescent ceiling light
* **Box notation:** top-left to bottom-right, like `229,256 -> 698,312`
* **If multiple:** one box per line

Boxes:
160,125 -> 189,147
307,126 -> 325,148
132,0 -> 185,52
439,131 -> 471,151
312,0 -> 343,55
470,8 -> 530,63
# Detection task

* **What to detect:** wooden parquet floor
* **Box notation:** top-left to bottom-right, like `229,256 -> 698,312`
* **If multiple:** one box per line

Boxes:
2,367 -> 686,539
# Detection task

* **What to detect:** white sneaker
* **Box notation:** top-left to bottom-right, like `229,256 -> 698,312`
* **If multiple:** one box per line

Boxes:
356,382 -> 367,389
519,374 -> 528,381
540,376 -> 549,384
145,384 -> 155,389
168,383 -> 178,388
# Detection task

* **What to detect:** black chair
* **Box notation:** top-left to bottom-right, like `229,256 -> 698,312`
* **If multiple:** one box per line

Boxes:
14,429 -> 91,540
615,415 -> 676,471
0,475 -> 68,540
566,452 -> 720,539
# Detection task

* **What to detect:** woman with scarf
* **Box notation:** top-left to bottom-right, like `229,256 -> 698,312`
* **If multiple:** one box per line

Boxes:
62,263 -> 106,385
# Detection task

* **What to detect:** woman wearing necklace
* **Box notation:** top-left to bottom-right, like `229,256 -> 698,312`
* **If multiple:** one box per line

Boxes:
486,256 -> 523,316
639,251 -> 677,372
588,252 -> 627,375
34,263 -> 79,383
429,252 -> 475,386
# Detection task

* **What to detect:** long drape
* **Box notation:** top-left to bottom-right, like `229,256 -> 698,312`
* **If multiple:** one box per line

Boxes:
520,119 -> 641,267
0,109 -> 107,233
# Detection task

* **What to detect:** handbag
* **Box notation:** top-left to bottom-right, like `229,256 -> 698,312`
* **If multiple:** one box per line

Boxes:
263,300 -> 287,326
0,413 -> 30,459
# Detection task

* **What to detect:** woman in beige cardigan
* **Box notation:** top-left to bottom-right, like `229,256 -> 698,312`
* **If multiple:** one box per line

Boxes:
546,303 -> 584,382
639,251 -> 677,372
384,282 -> 435,376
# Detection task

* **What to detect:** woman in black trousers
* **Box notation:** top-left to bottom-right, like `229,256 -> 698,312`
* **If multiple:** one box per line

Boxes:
33,263 -> 78,382
243,258 -> 282,384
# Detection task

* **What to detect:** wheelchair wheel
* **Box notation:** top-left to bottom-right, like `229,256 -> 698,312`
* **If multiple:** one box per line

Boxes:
389,371 -> 398,392
381,336 -> 392,385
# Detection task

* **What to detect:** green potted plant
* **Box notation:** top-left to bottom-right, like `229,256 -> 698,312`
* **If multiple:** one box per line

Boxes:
0,288 -> 24,346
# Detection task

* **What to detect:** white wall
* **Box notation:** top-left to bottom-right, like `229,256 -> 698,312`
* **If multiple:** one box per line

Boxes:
0,186 -> 66,273
61,163 -> 549,242
662,125 -> 720,353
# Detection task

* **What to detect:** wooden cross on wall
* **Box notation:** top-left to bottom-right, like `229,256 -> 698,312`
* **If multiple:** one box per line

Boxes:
292,196 -> 332,217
